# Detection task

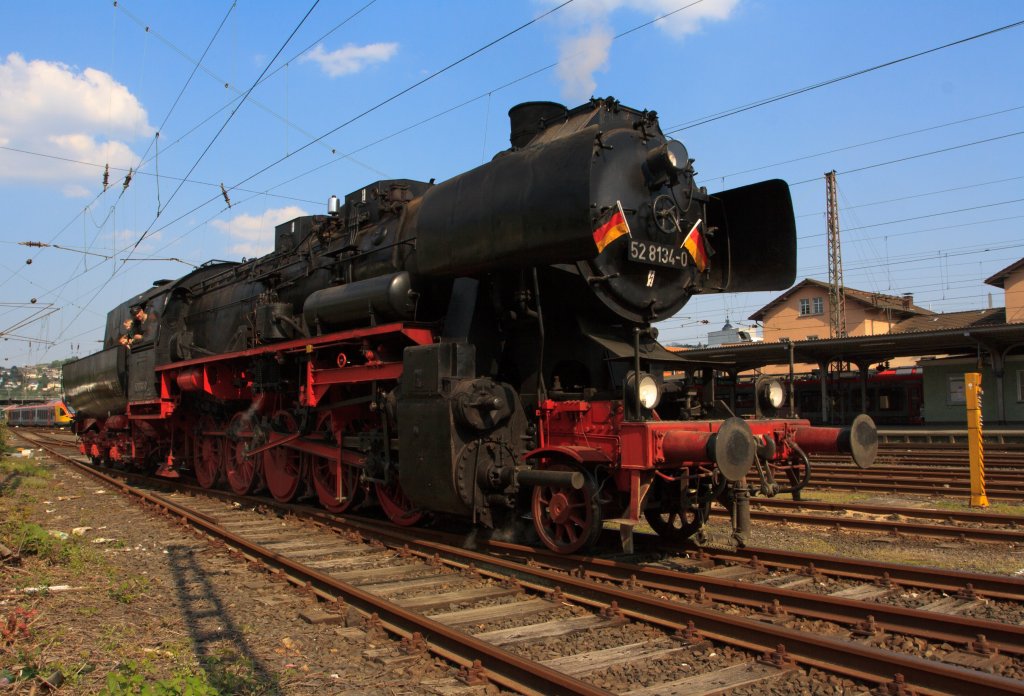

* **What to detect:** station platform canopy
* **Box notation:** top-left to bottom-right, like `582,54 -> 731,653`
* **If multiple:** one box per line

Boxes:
669,321 -> 1024,373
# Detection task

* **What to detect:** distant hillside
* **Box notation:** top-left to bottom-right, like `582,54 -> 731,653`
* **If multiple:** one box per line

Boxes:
0,359 -> 76,403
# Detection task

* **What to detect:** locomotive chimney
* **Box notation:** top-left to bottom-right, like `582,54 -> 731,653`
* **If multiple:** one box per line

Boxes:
508,101 -> 567,149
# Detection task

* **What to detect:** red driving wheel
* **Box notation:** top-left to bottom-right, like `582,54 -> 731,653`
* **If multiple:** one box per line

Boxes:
375,477 -> 423,527
310,412 -> 364,513
225,410 -> 258,495
263,411 -> 302,502
194,415 -> 223,489
531,461 -> 602,554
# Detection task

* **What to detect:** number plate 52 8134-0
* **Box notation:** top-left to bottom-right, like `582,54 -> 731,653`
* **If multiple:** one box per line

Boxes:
628,240 -> 688,269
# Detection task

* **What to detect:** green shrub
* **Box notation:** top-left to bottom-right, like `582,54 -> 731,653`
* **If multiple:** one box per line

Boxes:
1,521 -> 93,569
100,661 -> 221,695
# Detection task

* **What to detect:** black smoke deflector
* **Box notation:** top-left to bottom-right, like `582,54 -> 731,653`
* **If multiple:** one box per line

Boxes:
703,179 -> 797,293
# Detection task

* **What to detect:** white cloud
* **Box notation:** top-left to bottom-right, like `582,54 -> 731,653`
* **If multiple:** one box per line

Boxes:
300,42 -> 398,78
556,29 -> 613,102
211,206 -> 309,259
548,0 -> 740,99
0,53 -> 152,188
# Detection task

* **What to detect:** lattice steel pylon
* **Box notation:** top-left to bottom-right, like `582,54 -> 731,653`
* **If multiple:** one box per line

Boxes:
825,170 -> 847,338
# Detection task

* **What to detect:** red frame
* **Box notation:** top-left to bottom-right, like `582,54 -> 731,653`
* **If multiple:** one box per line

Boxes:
532,398 -> 847,527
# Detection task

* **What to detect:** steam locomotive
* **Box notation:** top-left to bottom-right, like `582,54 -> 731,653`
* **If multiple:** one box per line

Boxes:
64,97 -> 876,553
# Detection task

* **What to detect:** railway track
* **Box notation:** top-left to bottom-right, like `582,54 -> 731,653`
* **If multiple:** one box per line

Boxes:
13,430 -> 1024,695
704,503 -> 1024,544
836,441 -> 1024,469
873,453 -> 1024,468
814,463 -> 1024,482
802,462 -> 1024,500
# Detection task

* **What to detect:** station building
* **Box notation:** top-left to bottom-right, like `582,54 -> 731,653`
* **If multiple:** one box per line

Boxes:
671,257 -> 1024,427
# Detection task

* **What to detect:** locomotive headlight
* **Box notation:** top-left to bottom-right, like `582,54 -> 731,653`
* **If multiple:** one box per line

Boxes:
638,375 -> 661,409
666,140 -> 688,171
756,377 -> 786,417
644,141 -> 689,190
626,371 -> 662,410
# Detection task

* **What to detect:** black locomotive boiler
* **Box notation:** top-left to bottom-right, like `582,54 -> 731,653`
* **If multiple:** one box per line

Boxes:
64,97 -> 876,553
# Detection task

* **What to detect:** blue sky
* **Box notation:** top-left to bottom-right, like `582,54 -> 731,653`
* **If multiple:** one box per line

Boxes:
0,0 -> 1021,365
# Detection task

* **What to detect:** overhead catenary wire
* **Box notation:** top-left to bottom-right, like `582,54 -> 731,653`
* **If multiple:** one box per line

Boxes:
132,0 -> 580,253
9,5 -> 1024,362
698,105 -> 1024,184
0,0 -> 806,300
8,1 -> 378,343
126,0 -> 730,270
797,197 -> 1024,239
128,0 -> 323,255
0,144 -> 323,206
260,0 -> 712,193
665,18 -> 1024,132
131,0 -> 238,178
115,0 -> 379,163
32,1 -> 325,349
787,131 -> 1024,187
796,174 -> 1024,219
661,239 -> 1024,319
34,1 -> 578,354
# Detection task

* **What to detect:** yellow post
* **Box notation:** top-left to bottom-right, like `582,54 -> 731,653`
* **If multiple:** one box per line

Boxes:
965,372 -> 988,508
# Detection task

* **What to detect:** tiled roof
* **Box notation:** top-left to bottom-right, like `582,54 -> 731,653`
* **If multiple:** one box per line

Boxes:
749,278 -> 933,321
984,257 -> 1024,289
892,307 -> 1005,333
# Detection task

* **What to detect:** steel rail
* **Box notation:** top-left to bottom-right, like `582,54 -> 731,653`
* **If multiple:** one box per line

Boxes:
812,465 -> 1024,482
293,510 -> 1024,602
808,479 -> 1024,500
708,507 -> 1024,543
46,453 -> 612,696
311,514 -> 1024,656
700,545 -> 1024,600
28,434 -> 1024,599
523,550 -> 1024,657
33,436 -> 1024,695
748,497 -> 1024,526
307,515 -> 1024,696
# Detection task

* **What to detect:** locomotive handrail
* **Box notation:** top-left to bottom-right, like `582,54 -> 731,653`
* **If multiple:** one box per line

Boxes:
154,322 -> 434,371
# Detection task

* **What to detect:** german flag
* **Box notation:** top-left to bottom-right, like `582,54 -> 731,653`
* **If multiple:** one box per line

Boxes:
682,219 -> 709,272
592,201 -> 631,253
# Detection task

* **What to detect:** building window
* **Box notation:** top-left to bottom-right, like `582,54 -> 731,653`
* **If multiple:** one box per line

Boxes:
1017,370 -> 1024,402
799,297 -> 825,316
947,375 -> 966,405
806,334 -> 819,341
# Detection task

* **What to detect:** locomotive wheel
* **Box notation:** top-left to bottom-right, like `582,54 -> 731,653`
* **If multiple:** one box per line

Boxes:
195,415 -> 223,489
263,411 -> 302,503
375,478 -> 423,527
310,412 -> 363,513
225,411 -> 259,495
644,500 -> 709,543
531,462 -> 602,554
644,474 -> 718,544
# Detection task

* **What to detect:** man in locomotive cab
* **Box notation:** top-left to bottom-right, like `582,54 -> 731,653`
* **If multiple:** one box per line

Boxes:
119,305 -> 149,349
118,320 -> 133,348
